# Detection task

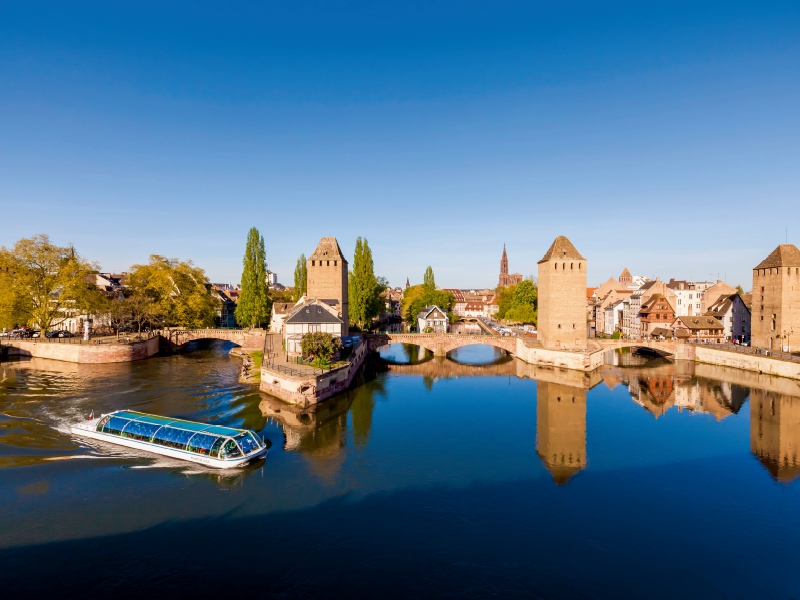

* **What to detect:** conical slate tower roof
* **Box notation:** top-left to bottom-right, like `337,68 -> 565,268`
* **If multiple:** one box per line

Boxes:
309,237 -> 346,261
538,236 -> 585,263
755,244 -> 800,269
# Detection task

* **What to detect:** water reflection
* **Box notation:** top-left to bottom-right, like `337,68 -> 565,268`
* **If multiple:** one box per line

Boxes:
536,381 -> 586,484
448,344 -> 509,366
751,390 -> 800,482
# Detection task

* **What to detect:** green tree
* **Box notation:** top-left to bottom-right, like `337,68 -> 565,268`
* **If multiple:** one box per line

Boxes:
494,284 -> 517,319
736,285 -> 745,296
349,237 -> 387,330
235,227 -> 271,328
127,255 -> 219,328
423,266 -> 436,292
401,283 -> 455,328
293,254 -> 307,300
299,331 -> 342,365
505,303 -> 537,324
513,279 -> 538,307
0,235 -> 101,332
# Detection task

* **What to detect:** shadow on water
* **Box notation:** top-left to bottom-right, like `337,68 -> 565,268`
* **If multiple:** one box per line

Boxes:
2,457 -> 800,598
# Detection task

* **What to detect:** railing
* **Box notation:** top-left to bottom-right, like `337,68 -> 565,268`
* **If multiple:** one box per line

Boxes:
0,332 -> 159,345
687,340 -> 800,363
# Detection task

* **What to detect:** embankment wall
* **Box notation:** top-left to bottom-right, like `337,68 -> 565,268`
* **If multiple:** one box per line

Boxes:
2,337 -> 160,364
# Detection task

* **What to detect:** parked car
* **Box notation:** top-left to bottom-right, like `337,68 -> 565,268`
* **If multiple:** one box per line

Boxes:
31,331 -> 41,338
58,331 -> 73,338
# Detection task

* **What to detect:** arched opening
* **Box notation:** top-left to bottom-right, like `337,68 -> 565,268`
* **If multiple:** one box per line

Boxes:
377,342 -> 433,365
446,343 -> 511,366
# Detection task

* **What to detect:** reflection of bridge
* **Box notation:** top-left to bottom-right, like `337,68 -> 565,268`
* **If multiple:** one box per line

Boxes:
385,357 -> 517,378
160,328 -> 268,351
367,333 -> 516,356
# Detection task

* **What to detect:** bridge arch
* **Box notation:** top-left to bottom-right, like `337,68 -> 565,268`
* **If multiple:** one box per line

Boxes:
366,333 -> 517,357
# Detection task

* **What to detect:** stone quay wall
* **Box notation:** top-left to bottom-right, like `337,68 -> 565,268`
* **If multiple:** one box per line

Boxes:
684,344 -> 800,380
259,338 -> 370,406
2,337 -> 160,364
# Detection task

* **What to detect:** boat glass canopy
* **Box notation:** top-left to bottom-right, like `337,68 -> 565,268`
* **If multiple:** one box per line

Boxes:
93,410 -> 263,460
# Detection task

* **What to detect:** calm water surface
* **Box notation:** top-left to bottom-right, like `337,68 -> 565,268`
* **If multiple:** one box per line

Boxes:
2,342 -> 800,598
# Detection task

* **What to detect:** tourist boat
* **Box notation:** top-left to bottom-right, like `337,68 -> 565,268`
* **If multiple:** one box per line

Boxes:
70,410 -> 267,468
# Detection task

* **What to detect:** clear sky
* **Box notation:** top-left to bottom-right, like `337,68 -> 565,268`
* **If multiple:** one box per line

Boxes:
1,1 -> 798,290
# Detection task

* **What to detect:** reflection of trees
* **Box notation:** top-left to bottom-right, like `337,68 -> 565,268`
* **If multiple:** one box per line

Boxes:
536,381 -> 587,485
750,390 -> 800,483
259,378 -> 382,477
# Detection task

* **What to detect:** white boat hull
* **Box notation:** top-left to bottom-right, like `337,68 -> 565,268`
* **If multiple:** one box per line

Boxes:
70,422 -> 266,469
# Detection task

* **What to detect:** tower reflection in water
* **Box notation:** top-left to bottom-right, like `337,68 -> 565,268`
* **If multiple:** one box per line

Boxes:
536,381 -> 587,485
751,389 -> 800,482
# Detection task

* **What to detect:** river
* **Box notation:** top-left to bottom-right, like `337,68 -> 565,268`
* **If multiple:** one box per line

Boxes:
1,341 -> 799,597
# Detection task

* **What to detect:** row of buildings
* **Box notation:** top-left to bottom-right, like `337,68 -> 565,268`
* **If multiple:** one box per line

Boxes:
589,273 -> 751,344
589,243 -> 800,350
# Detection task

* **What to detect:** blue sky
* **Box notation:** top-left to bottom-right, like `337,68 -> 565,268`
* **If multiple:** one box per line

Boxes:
1,1 -> 798,290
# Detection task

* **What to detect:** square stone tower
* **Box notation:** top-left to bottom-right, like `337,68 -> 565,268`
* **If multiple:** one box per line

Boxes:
537,236 -> 587,350
307,237 -> 349,334
751,244 -> 800,351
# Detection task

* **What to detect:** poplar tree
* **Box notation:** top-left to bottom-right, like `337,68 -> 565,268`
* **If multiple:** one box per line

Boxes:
349,237 -> 384,330
234,227 -> 270,328
293,254 -> 307,300
423,266 -> 436,291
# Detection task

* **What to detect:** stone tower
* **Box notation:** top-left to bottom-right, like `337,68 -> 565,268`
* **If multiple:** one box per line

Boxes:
499,244 -> 509,287
619,267 -> 632,286
307,237 -> 349,334
537,236 -> 587,350
751,244 -> 800,350
536,381 -> 587,485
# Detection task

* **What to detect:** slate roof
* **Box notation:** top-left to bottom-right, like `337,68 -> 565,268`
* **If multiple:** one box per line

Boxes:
538,236 -> 585,263
285,303 -> 343,324
754,244 -> 800,269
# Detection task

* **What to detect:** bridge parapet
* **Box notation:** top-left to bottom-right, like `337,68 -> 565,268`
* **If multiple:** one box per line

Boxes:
365,332 -> 516,356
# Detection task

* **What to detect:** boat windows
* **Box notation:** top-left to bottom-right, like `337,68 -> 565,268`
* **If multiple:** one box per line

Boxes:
234,432 -> 261,455
210,437 -> 225,458
186,433 -> 219,456
220,439 -> 242,459
103,416 -> 131,436
96,416 -> 111,432
152,426 -> 196,450
122,420 -> 161,442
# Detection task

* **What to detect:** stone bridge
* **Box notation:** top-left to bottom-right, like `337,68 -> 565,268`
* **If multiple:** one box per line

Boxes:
160,328 -> 268,351
593,339 -> 686,358
366,332 -> 517,357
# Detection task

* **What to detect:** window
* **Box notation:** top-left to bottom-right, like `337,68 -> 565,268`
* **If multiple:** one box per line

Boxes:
562,263 -> 566,270
334,260 -> 337,266
312,260 -> 315,266
558,324 -> 562,329
326,260 -> 330,266
554,263 -> 558,270
571,263 -> 574,269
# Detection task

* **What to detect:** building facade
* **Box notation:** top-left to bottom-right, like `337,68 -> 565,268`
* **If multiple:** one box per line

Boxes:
537,236 -> 587,350
417,305 -> 449,333
705,293 -> 751,344
751,244 -> 800,351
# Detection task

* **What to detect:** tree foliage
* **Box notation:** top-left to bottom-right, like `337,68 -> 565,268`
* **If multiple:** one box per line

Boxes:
293,254 -> 307,301
401,282 -> 456,328
0,235 -> 102,331
496,277 -> 538,324
349,237 -> 387,330
423,266 -> 435,291
127,255 -> 218,328
299,331 -> 342,364
235,227 -> 271,328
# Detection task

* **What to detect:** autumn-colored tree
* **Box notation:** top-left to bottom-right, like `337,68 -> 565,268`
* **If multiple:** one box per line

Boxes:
0,235 -> 101,331
127,255 -> 218,328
